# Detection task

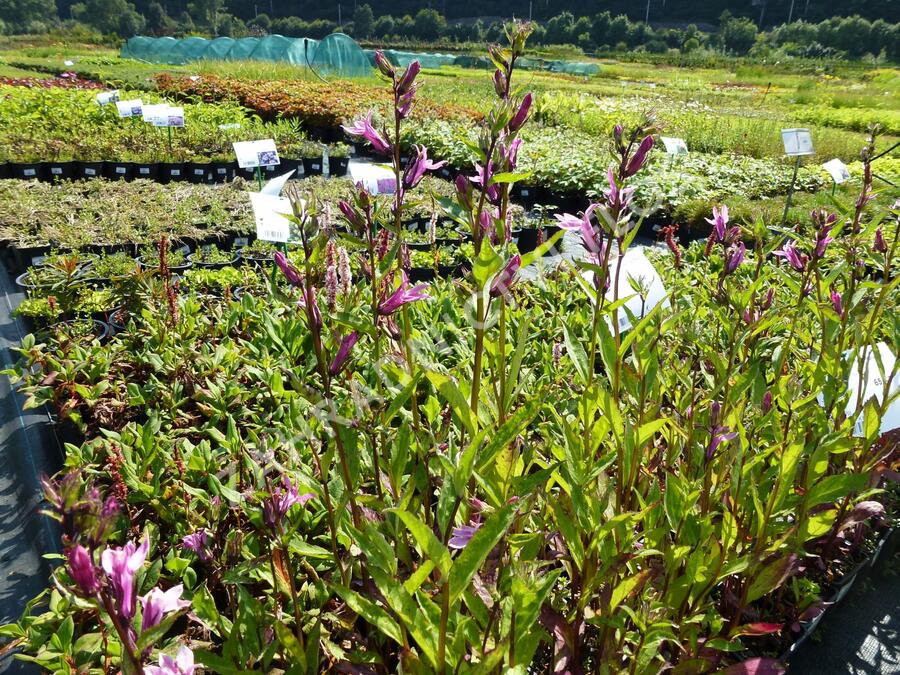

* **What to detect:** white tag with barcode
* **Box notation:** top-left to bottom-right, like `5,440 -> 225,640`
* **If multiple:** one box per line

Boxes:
250,193 -> 293,243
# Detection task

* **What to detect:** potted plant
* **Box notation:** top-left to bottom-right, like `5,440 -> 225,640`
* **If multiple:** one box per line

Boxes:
12,296 -> 65,334
328,143 -> 351,177
210,151 -> 236,183
302,142 -> 325,178
90,251 -> 140,284
238,238 -> 278,268
188,244 -> 239,270
43,142 -> 77,182
137,245 -> 192,272
188,153 -> 214,184
183,266 -> 249,296
158,148 -> 188,185
73,288 -> 118,322
43,317 -> 109,345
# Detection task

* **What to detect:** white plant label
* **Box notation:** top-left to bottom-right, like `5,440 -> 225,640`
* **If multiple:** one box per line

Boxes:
96,90 -> 120,105
116,99 -> 143,118
250,193 -> 293,243
152,106 -> 185,128
218,123 -> 241,130
348,162 -> 396,195
782,128 -> 814,156
844,342 -> 900,437
233,139 -> 280,169
584,249 -> 668,331
63,60 -> 74,66
660,136 -> 688,155
822,158 -> 850,184
142,103 -> 167,123
260,170 -> 296,196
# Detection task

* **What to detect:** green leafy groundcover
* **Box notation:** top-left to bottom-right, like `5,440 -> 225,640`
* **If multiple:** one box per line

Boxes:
1,27 -> 898,675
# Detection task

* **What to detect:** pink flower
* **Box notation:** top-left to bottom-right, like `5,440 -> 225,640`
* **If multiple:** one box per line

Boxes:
624,135 -> 654,177
140,584 -> 190,632
499,137 -> 523,171
338,200 -> 365,232
329,331 -> 359,376
402,145 -> 445,190
724,242 -> 745,274
706,426 -> 737,463
342,111 -> 392,156
556,204 -> 603,255
606,168 -> 635,215
448,523 -> 482,549
874,227 -> 887,253
263,476 -> 314,531
830,289 -> 844,319
455,174 -> 473,210
274,251 -> 303,287
373,50 -> 395,78
773,242 -> 808,272
145,646 -> 198,675
814,225 -> 834,258
181,530 -> 211,562
100,537 -> 149,621
377,272 -> 430,315
705,205 -> 731,244
490,255 -> 522,299
299,285 -> 322,332
761,391 -> 773,414
66,544 -> 101,596
508,93 -> 532,132
397,61 -> 420,94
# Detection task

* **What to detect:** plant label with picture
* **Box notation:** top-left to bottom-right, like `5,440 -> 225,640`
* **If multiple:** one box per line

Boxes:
116,99 -> 143,118
153,106 -> 185,128
842,342 -> 899,437
250,193 -> 293,243
590,249 -> 668,332
96,90 -> 120,105
660,137 -> 688,155
781,128 -> 814,156
233,139 -> 280,169
349,162 -> 396,195
822,158 -> 850,184
142,103 -> 167,123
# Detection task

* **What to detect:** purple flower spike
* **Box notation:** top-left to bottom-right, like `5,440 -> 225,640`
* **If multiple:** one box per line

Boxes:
624,135 -> 654,177
373,50 -> 395,78
100,537 -> 150,621
274,251 -> 303,287
145,646 -> 198,675
874,227 -> 887,254
814,225 -> 834,258
448,522 -> 482,549
705,205 -> 729,243
140,584 -> 190,632
706,426 -> 738,463
264,476 -> 314,531
181,529 -> 211,562
773,242 -> 808,272
66,544 -> 101,596
724,242 -> 745,275
830,289 -> 844,319
761,391 -> 773,414
342,111 -> 392,156
490,255 -> 522,298
508,93 -> 532,132
377,271 -> 430,316
397,61 -> 421,94
403,145 -> 446,190
329,331 -> 359,376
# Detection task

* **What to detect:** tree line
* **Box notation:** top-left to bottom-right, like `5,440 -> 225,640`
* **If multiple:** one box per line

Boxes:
0,0 -> 897,60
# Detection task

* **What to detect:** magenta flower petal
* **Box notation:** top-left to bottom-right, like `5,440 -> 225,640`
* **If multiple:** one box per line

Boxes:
448,523 -> 481,549
100,537 -> 149,621
140,584 -> 190,632
624,135 -> 654,177
508,93 -> 532,132
66,544 -> 101,596
329,331 -> 359,376
342,111 -> 392,156
274,251 -> 303,287
490,254 -> 522,298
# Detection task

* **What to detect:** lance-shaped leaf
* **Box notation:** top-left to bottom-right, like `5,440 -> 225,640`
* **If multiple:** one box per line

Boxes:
449,502 -> 518,605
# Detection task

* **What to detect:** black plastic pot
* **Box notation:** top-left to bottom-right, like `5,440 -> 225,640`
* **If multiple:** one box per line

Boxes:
302,157 -> 323,177
260,163 -> 279,179
10,162 -> 42,180
188,162 -> 213,184
517,227 -> 540,254
9,244 -> 53,277
211,161 -> 235,183
278,158 -> 301,177
136,257 -> 192,273
159,162 -> 185,184
438,165 -> 456,181
108,307 -> 129,334
0,161 -> 8,179
106,161 -> 134,181
188,253 -> 239,270
238,250 -> 273,269
44,319 -> 109,344
77,161 -> 104,179
408,267 -> 436,282
132,163 -> 159,181
43,161 -> 76,181
329,156 -> 349,177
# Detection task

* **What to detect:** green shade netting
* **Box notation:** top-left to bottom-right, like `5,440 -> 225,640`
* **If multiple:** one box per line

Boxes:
311,34 -> 372,77
121,35 -> 598,77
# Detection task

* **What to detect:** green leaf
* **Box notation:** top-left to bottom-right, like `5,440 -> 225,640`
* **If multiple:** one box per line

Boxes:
562,321 -> 589,385
806,473 -> 868,508
476,396 -> 542,472
609,570 -> 650,611
426,371 -> 477,434
391,509 -> 452,578
448,503 -> 518,605
746,555 -> 796,603
472,239 -> 502,290
488,171 -> 532,185
330,584 -> 404,646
